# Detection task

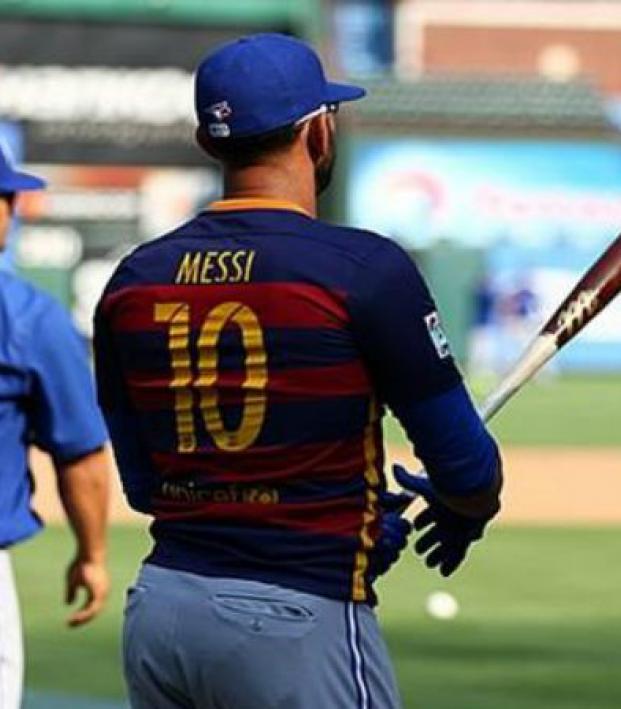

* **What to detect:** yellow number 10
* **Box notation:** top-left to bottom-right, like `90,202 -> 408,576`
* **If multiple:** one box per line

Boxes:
154,301 -> 268,453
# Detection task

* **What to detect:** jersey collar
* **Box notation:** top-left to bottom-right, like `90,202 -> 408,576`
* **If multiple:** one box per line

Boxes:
207,198 -> 311,218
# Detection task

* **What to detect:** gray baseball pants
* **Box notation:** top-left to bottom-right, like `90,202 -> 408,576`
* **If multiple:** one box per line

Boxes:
123,564 -> 402,709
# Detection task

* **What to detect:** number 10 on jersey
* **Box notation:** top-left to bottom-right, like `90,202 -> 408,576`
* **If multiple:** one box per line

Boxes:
154,301 -> 268,453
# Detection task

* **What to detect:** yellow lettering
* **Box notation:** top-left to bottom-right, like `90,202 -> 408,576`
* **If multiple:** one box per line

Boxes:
200,251 -> 218,284
154,302 -> 196,452
196,302 -> 267,452
175,252 -> 201,284
176,250 -> 256,286
244,250 -> 256,282
229,251 -> 244,283
216,251 -> 231,283
156,299 -> 268,453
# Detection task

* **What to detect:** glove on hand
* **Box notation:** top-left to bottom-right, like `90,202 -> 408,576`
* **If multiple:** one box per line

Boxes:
393,464 -> 491,577
368,490 -> 412,580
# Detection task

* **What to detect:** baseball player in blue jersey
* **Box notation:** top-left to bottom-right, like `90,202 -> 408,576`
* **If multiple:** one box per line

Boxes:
94,34 -> 502,709
0,147 -> 111,709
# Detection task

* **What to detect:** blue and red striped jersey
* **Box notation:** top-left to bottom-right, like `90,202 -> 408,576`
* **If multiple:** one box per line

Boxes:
94,198 -> 466,604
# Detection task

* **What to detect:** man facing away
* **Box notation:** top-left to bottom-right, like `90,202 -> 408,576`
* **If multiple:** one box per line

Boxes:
94,34 -> 502,709
0,147 -> 111,708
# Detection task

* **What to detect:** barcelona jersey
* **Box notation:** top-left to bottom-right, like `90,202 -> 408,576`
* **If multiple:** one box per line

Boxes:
94,198 -> 479,604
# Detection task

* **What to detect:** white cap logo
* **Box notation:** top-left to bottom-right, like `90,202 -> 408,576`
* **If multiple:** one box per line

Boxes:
206,101 -> 232,138
207,101 -> 232,121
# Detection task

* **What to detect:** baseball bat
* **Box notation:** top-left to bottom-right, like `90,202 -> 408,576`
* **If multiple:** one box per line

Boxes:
399,232 -> 621,504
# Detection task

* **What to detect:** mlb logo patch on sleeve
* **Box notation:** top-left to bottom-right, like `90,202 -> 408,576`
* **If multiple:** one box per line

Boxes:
424,311 -> 451,359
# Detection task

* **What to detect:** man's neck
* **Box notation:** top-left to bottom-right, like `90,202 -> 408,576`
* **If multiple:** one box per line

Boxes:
222,163 -> 317,218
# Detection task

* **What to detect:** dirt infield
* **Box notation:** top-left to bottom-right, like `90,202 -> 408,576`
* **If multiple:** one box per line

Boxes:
31,445 -> 621,526
390,445 -> 621,525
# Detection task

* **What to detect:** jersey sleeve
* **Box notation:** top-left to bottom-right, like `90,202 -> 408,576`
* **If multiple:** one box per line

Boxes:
93,296 -> 156,513
24,297 -> 108,462
349,239 -> 462,404
350,239 -> 499,496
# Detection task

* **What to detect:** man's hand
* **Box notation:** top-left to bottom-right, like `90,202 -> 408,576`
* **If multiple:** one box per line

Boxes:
393,464 -> 493,577
65,557 -> 110,627
368,490 -> 412,580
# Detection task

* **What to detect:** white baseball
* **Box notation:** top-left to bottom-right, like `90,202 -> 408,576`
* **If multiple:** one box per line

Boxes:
425,591 -> 459,620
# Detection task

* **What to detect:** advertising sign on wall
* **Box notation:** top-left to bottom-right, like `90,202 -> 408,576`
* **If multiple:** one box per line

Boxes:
349,138 -> 621,250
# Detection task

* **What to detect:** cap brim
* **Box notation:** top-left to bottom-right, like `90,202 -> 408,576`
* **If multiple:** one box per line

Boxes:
325,81 -> 366,104
0,171 -> 46,193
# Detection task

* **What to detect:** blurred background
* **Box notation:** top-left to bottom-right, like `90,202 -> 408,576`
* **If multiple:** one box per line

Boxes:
1,1 -> 620,707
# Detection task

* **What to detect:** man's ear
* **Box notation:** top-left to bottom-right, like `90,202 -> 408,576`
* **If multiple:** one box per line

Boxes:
306,114 -> 331,164
4,193 -> 16,214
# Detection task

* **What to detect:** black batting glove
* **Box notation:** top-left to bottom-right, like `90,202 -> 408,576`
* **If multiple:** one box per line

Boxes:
393,464 -> 491,577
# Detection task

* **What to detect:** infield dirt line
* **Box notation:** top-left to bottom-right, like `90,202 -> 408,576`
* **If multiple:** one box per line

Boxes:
388,445 -> 621,525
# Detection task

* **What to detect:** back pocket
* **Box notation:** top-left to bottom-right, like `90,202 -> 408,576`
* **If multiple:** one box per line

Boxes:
212,593 -> 316,639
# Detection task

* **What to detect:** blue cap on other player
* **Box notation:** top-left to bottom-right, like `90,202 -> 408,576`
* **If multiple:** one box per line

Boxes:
0,145 -> 46,193
195,33 -> 366,139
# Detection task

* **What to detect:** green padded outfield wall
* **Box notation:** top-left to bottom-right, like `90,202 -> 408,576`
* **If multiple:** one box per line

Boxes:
0,0 -> 323,37
17,266 -> 72,308
417,244 -> 486,366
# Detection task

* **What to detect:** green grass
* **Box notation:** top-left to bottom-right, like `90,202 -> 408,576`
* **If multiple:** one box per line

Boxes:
384,374 -> 621,448
13,525 -> 621,709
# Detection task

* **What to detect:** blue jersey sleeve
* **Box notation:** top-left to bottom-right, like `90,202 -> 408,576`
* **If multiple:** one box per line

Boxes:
93,299 -> 156,513
393,384 -> 499,495
350,239 -> 499,496
24,297 -> 107,462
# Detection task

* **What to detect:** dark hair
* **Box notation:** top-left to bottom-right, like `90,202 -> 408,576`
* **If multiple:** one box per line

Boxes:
198,122 -> 302,168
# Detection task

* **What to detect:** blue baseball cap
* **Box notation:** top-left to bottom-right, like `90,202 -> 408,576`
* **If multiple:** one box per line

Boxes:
195,33 -> 366,139
0,146 -> 46,193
